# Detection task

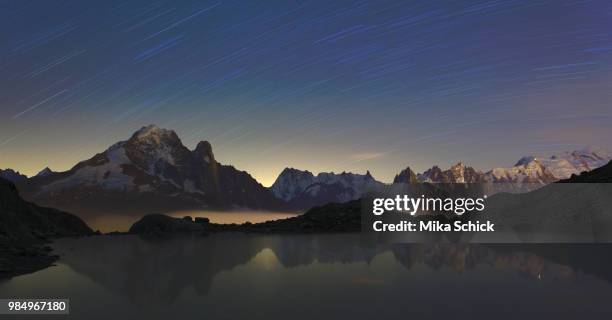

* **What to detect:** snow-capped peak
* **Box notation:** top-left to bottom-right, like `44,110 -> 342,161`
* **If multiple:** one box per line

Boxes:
134,124 -> 163,136
22,125 -> 285,213
131,124 -> 178,144
270,168 -> 384,204
34,126 -> 189,195
540,147 -> 612,180
270,168 -> 316,201
485,147 -> 612,187
122,125 -> 190,174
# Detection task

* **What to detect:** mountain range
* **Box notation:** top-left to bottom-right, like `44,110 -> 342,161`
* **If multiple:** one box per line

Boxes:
275,147 -> 612,208
393,147 -> 611,186
15,125 -> 284,216
270,169 -> 384,210
5,125 -> 612,214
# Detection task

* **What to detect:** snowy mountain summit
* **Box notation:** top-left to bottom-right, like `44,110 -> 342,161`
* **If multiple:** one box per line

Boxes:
269,168 -> 317,202
270,147 -> 612,209
540,147 -> 612,179
14,127 -> 612,214
418,162 -> 485,183
270,169 -> 383,209
394,147 -> 611,187
21,125 -> 283,215
487,146 -> 612,185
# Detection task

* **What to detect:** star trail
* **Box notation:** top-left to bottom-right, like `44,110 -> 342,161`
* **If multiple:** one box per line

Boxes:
1,0 -> 611,185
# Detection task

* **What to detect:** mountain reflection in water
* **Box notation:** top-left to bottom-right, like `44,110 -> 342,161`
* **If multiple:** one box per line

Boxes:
1,234 -> 612,319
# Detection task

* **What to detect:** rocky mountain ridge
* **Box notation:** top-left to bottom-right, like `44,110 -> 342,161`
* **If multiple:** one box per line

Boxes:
6,125 -> 611,213
0,168 -> 28,184
392,147 -> 611,186
275,147 -> 612,207
270,169 -> 384,210
17,125 -> 284,216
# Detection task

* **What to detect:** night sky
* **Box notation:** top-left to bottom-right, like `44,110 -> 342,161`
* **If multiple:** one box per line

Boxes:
1,0 -> 612,186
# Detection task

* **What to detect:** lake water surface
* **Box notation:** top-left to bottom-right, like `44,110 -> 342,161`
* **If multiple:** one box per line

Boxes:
1,234 -> 612,319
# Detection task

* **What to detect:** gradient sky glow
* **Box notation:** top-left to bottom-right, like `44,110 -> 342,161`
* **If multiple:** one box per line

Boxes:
1,0 -> 612,186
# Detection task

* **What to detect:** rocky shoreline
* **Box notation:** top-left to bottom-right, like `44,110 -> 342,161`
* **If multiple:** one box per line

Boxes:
0,240 -> 58,279
0,177 -> 93,279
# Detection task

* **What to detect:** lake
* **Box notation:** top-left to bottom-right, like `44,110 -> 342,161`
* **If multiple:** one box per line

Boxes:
1,234 -> 612,319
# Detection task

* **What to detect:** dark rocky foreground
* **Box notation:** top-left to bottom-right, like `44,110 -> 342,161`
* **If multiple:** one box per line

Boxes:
0,177 -> 93,278
0,241 -> 58,278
